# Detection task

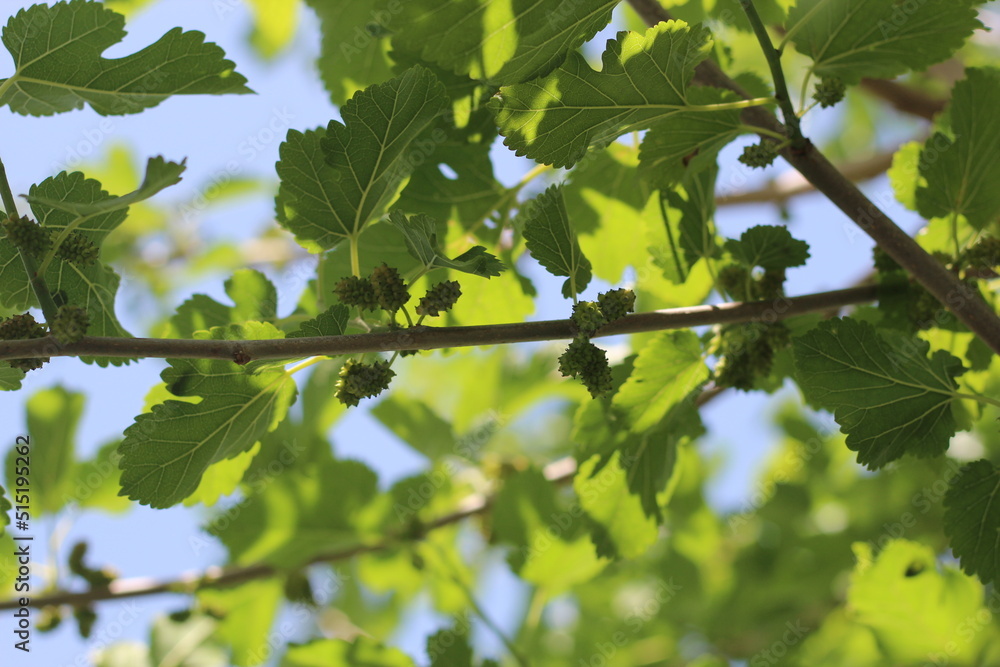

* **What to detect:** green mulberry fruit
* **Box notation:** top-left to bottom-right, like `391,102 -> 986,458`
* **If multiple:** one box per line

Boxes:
2,216 -> 51,258
738,142 -> 779,169
50,304 -> 90,344
962,237 -> 1000,270
333,276 -> 379,311
813,77 -> 846,108
0,312 -> 49,372
56,232 -> 99,266
754,269 -> 786,300
570,301 -> 606,336
718,264 -> 751,301
417,280 -> 461,316
558,338 -> 613,398
335,359 -> 395,406
370,263 -> 410,312
597,288 -> 636,322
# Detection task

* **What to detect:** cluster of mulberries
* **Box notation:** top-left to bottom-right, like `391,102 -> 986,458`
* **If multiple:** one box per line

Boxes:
335,359 -> 395,406
50,304 -> 90,344
738,142 -> 779,169
813,77 -> 847,108
962,237 -> 1000,271
56,232 -> 99,266
333,275 -> 379,312
2,215 -> 51,257
558,337 -> 613,398
371,264 -> 410,312
0,312 -> 49,372
559,288 -> 635,398
713,322 -> 791,391
717,264 -> 786,301
416,280 -> 461,317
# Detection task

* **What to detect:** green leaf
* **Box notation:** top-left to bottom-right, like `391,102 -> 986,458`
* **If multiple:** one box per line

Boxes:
20,386 -> 84,515
73,440 -> 131,514
282,638 -> 415,667
491,21 -> 728,168
371,396 -> 457,461
724,224 -> 810,271
638,87 -> 745,191
275,66 -> 448,251
198,579 -> 283,667
849,540 -> 987,663
0,363 -> 24,391
388,211 -> 505,277
303,0 -> 395,105
916,68 -> 1000,230
888,140 -> 923,211
518,185 -> 592,298
0,1 -> 252,116
286,304 -> 350,338
25,156 -> 185,217
944,459 -> 1000,585
168,269 -> 278,338
612,330 -> 709,432
210,459 -> 378,566
427,626 -> 474,667
786,0 -> 982,84
0,172 -> 133,363
575,452 -> 659,559
118,322 -> 297,508
660,163 -> 721,276
792,318 -> 965,469
0,485 -> 10,535
182,443 -> 259,508
394,0 -> 619,85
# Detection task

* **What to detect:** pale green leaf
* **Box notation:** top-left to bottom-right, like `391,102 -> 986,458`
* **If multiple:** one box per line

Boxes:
0,485 -> 10,535
118,322 -> 297,508
724,224 -> 810,271
519,185 -> 592,298
612,330 -> 709,432
888,140 -> 923,211
168,269 -> 278,338
916,68 -> 1000,230
18,386 -> 83,515
0,1 -> 252,116
491,21 -> 725,168
198,579 -> 284,666
786,0 -> 982,84
0,363 -> 24,391
244,0 -> 300,59
281,638 -> 415,667
25,156 -> 184,217
792,318 -> 965,469
388,211 -> 505,277
394,0 -> 619,85
275,66 -> 448,250
576,453 -> 659,559
944,459 -> 1000,585
182,443 -> 260,508
371,396 -> 457,461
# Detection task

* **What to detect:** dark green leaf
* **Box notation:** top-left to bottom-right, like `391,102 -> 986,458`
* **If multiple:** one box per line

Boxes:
388,210 -> 505,277
519,185 -> 592,298
725,224 -> 810,271
286,304 -> 350,338
945,459 -> 1000,585
0,363 -> 24,391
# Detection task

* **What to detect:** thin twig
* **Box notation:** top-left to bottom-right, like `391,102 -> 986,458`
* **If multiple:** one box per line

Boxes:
626,0 -> 1000,355
860,78 -> 946,121
0,286 -> 882,362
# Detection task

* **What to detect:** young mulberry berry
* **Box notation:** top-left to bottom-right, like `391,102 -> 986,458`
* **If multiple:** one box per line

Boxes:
813,77 -> 846,108
417,280 -> 461,317
558,338 -> 613,398
738,142 -> 779,169
335,359 -> 395,406
0,312 -> 49,372
570,301 -> 606,336
754,269 -> 786,300
597,288 -> 636,322
50,304 -> 90,344
333,276 -> 379,311
370,264 -> 410,312
2,216 -> 51,258
718,264 -> 751,301
962,237 -> 1000,270
56,232 -> 99,266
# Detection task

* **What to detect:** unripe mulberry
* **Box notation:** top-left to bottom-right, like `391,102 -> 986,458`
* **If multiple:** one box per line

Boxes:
333,276 -> 379,311
813,77 -> 846,108
738,142 -> 778,169
571,301 -> 606,336
370,263 -> 410,312
2,216 -> 51,257
558,338 -> 613,398
335,359 -> 395,406
718,264 -> 750,301
0,312 -> 49,372
50,304 -> 90,344
963,237 -> 1000,270
417,280 -> 461,316
56,232 -> 99,266
597,288 -> 635,322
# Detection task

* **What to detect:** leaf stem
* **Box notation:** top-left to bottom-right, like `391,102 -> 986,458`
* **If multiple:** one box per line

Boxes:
739,0 -> 804,147
0,157 -> 17,216
349,235 -> 361,278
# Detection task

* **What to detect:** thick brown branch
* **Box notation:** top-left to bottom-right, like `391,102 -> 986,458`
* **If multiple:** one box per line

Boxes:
0,458 -> 578,610
0,286 -> 880,362
859,78 -> 946,121
626,0 -> 1000,355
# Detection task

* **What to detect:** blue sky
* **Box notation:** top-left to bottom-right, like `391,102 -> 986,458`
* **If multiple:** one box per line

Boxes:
0,1 -> 934,665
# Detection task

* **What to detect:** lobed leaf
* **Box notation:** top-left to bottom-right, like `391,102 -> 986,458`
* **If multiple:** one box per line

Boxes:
944,459 -> 1000,585
724,224 -> 810,271
518,186 -> 592,298
388,210 -> 505,277
275,66 -> 448,251
0,0 -> 252,116
286,304 -> 350,338
118,322 -> 297,508
792,318 -> 965,469
0,363 -> 24,391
